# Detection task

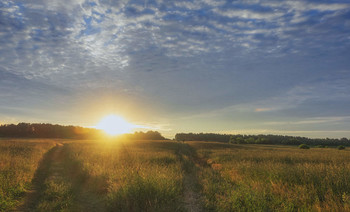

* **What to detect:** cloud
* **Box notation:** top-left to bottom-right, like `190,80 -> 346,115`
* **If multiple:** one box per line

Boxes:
0,69 -> 72,122
264,116 -> 350,126
2,0 -> 349,84
173,68 -> 350,129
213,8 -> 283,20
219,129 -> 350,138
174,1 -> 203,10
0,0 -> 350,137
288,2 -> 348,12
255,108 -> 276,112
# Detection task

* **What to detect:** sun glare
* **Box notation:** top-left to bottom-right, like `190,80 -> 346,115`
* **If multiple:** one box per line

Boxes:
96,115 -> 135,136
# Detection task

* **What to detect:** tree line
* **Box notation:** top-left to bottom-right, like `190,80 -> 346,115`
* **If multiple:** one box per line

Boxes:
175,133 -> 230,142
0,123 -> 97,139
122,131 -> 166,140
175,133 -> 350,146
0,123 -> 166,140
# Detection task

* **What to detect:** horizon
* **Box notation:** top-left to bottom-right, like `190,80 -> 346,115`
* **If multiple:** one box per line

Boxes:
0,121 -> 349,140
1,0 -> 350,138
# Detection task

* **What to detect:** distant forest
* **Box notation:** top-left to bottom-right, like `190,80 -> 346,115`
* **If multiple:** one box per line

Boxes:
175,133 -> 350,146
122,131 -> 166,140
0,123 -> 165,140
2,123 -> 348,145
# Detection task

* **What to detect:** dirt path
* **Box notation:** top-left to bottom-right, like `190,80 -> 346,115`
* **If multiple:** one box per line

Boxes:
14,142 -> 106,212
183,173 -> 203,212
15,141 -> 208,211
14,143 -> 64,211
176,143 -> 206,212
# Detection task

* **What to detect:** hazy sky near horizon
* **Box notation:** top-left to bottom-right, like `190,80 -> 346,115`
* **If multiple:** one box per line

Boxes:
1,0 -> 350,138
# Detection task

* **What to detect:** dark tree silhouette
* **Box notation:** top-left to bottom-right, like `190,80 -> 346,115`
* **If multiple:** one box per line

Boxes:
124,131 -> 166,140
175,133 -> 350,146
0,123 -> 167,140
0,123 -> 100,139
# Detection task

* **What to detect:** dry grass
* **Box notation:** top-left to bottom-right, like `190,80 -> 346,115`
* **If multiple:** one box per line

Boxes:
66,139 -> 185,211
3,138 -> 350,211
189,142 -> 350,211
0,139 -> 55,211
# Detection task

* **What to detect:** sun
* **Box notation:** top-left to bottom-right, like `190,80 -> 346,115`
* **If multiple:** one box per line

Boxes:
96,115 -> 135,136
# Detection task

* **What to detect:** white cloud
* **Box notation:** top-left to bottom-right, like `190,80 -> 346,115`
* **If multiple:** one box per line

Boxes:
261,1 -> 349,12
4,0 -> 347,84
265,116 -> 350,126
174,1 -> 203,10
0,0 -> 349,138
203,0 -> 225,7
1,0 -> 350,98
213,8 -> 283,20
289,2 -> 348,12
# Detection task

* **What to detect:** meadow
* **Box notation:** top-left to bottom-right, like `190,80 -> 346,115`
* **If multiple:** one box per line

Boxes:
0,139 -> 56,210
62,140 -> 186,211
190,142 -> 350,211
1,139 -> 350,211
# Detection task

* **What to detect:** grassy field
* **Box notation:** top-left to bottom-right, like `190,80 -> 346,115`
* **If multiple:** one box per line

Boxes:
0,139 -> 56,210
189,142 -> 350,211
1,139 -> 350,211
64,140 -> 186,211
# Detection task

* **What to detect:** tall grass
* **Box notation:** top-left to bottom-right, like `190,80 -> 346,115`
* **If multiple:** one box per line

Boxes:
190,142 -> 350,211
4,138 -> 349,211
0,139 -> 55,211
66,139 -> 185,211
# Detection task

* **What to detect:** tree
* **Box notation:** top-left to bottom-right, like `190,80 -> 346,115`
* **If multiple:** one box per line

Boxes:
299,144 -> 310,149
337,145 -> 345,150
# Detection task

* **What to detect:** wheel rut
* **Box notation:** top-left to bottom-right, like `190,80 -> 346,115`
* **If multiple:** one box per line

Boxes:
14,143 -> 64,211
176,142 -> 206,212
15,142 -> 106,212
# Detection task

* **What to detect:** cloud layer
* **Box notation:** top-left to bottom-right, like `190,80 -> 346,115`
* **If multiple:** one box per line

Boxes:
1,0 -> 350,137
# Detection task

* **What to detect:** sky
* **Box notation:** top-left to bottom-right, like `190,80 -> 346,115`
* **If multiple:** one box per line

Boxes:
1,0 -> 350,138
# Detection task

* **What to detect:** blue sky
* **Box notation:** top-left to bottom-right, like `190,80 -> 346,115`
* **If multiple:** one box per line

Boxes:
1,0 -> 350,138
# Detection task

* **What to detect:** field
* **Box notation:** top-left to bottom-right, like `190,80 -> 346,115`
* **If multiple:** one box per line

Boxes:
190,142 -> 350,211
1,139 -> 350,211
0,139 -> 56,210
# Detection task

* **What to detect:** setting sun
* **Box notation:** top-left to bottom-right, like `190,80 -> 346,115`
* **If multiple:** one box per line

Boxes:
96,115 -> 136,136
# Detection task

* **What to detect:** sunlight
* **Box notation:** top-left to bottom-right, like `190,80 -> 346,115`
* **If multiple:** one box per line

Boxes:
96,115 -> 136,136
